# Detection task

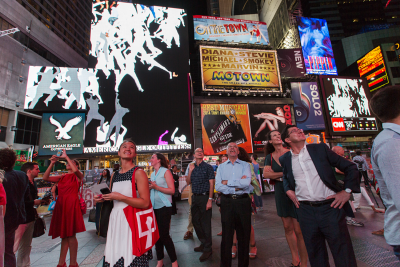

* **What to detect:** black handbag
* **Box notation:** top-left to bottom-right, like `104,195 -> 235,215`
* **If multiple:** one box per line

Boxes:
98,173 -> 115,238
88,208 -> 96,223
32,211 -> 46,238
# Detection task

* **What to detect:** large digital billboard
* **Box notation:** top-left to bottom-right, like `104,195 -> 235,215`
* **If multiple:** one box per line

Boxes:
320,76 -> 378,135
248,104 -> 293,153
357,46 -> 390,92
38,113 -> 85,156
194,16 -> 269,45
277,49 -> 306,78
291,82 -> 325,131
296,17 -> 337,75
200,46 -> 281,91
25,2 -> 192,154
201,104 -> 253,155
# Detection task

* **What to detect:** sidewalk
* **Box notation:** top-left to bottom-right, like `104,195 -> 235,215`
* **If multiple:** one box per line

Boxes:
29,190 -> 400,267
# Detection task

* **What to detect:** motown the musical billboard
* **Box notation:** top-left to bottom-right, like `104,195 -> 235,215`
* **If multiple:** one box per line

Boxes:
200,46 -> 282,91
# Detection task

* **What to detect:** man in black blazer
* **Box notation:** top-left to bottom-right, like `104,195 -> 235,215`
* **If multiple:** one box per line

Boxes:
279,125 -> 360,267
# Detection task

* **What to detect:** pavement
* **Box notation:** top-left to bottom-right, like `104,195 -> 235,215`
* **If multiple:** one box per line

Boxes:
27,187 -> 400,267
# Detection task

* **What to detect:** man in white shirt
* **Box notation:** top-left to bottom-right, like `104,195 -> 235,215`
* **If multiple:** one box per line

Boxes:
370,86 -> 400,261
279,125 -> 360,267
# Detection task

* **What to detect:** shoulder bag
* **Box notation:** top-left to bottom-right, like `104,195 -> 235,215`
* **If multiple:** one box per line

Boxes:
79,182 -> 87,215
268,154 -> 276,186
124,167 -> 159,256
32,210 -> 46,238
98,173 -> 115,238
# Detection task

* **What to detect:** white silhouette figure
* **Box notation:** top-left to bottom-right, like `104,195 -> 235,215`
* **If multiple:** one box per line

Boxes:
49,116 -> 82,140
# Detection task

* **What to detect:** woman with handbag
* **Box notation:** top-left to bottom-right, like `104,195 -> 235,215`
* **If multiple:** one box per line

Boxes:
149,153 -> 178,267
263,130 -> 308,267
95,169 -> 111,233
42,149 -> 85,267
94,139 -> 153,267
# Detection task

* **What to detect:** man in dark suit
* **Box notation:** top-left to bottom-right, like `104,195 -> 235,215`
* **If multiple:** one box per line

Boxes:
279,125 -> 360,267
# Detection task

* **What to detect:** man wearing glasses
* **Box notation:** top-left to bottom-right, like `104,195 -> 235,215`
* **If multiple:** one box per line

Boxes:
215,143 -> 253,267
280,125 -> 360,267
186,148 -> 215,262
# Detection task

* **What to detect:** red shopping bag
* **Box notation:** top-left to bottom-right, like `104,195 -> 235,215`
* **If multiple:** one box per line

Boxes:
124,167 -> 159,257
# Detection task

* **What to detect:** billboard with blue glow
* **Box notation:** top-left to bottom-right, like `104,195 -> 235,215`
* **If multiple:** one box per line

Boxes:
296,17 -> 337,75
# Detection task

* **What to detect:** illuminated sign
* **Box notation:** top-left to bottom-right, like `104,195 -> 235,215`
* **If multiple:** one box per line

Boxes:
194,16 -> 269,45
248,104 -> 293,153
38,113 -> 85,155
277,49 -> 306,78
25,2 -> 193,154
305,134 -> 321,144
319,76 -> 379,136
201,104 -> 253,155
296,17 -> 338,75
357,46 -> 390,92
291,82 -> 325,131
200,46 -> 281,91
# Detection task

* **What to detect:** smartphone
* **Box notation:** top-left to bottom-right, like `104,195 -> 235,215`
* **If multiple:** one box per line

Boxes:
56,149 -> 62,157
100,187 -> 112,194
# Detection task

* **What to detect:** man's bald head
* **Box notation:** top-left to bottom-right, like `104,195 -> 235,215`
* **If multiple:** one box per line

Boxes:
332,146 -> 344,157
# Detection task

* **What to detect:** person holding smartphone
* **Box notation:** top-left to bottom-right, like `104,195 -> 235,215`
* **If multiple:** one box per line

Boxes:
149,153 -> 178,267
42,149 -> 85,267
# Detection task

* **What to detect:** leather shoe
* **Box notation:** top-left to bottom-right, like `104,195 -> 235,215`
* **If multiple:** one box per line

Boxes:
194,244 -> 204,252
199,251 -> 212,262
183,231 -> 193,240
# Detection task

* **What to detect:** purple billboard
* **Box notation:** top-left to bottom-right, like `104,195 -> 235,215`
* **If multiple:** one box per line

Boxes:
277,49 -> 306,78
291,82 -> 325,130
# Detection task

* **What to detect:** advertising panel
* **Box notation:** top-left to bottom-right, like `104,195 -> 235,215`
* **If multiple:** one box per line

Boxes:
277,49 -> 306,78
25,2 -> 193,154
194,15 -> 269,45
38,113 -> 85,156
319,76 -> 378,135
248,104 -> 293,153
290,82 -> 325,130
201,104 -> 253,155
357,46 -> 390,92
200,46 -> 281,91
296,17 -> 337,75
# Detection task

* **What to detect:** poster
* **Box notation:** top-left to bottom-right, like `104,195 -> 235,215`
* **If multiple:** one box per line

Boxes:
296,17 -> 337,75
200,46 -> 281,91
38,113 -> 85,156
277,49 -> 306,78
320,76 -> 378,135
194,16 -> 269,45
291,82 -> 325,130
248,104 -> 293,153
201,104 -> 252,155
357,46 -> 390,92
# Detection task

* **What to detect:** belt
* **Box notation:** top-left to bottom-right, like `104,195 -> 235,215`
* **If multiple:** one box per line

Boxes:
222,194 -> 249,199
193,192 -> 208,196
300,199 -> 334,207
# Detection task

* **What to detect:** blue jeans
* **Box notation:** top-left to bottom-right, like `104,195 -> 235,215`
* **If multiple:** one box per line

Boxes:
254,194 -> 263,208
393,245 -> 400,261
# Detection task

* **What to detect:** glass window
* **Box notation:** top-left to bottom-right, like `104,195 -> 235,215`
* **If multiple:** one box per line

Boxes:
386,51 -> 398,62
391,67 -> 400,78
14,114 -> 41,145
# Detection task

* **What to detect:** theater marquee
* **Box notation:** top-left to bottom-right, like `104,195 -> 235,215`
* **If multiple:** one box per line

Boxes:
200,46 -> 281,92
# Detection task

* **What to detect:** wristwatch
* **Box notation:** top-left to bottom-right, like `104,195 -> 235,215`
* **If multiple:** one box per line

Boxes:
345,188 -> 352,194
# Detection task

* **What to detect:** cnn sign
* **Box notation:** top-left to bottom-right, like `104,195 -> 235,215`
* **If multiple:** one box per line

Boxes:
331,118 -> 345,131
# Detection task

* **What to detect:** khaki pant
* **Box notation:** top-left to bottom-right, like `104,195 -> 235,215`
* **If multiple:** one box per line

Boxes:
187,186 -> 193,233
13,221 -> 35,267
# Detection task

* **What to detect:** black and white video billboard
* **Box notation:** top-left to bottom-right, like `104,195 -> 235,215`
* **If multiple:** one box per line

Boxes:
24,2 -> 192,154
319,76 -> 378,135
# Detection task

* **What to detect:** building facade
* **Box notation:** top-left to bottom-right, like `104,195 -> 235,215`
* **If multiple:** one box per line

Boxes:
0,0 -> 88,151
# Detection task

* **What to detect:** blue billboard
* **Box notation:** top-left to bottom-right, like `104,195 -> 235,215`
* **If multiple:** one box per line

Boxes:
291,82 -> 325,130
296,17 -> 337,75
194,15 -> 269,45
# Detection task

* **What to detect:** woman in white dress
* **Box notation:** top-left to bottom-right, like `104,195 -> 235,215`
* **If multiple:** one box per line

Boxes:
94,139 -> 152,267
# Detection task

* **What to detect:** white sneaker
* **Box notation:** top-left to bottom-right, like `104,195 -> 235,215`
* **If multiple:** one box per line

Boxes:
346,218 -> 364,227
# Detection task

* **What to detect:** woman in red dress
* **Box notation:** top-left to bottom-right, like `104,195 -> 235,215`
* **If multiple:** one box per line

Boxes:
43,149 -> 85,267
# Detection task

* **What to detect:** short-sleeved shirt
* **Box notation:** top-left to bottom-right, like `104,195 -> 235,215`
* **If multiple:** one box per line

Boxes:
186,161 -> 215,194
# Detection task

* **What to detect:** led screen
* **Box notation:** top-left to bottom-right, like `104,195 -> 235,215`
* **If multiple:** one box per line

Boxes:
201,104 -> 253,155
194,16 -> 269,45
25,2 -> 192,154
277,49 -> 306,78
248,104 -> 293,153
200,46 -> 281,91
38,113 -> 85,156
296,17 -> 337,75
320,76 -> 378,135
357,46 -> 390,92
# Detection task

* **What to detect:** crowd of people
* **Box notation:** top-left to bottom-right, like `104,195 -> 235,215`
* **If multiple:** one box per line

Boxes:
0,86 -> 399,267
